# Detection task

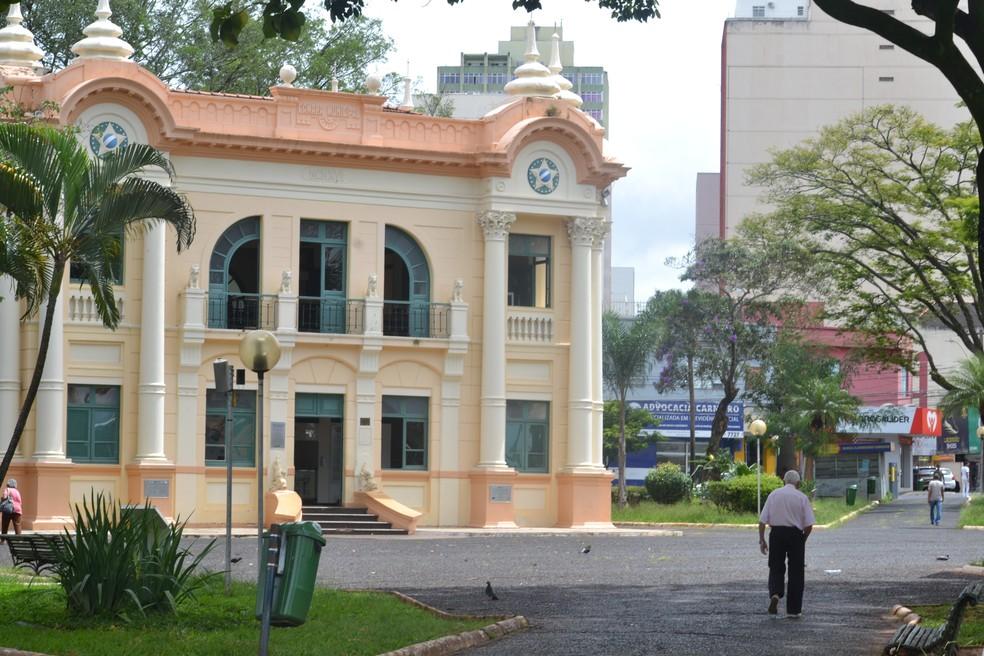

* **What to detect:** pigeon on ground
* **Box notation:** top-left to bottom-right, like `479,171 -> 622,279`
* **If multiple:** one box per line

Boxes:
580,544 -> 591,554
484,581 -> 498,600
936,554 -> 950,561
230,557 -> 242,564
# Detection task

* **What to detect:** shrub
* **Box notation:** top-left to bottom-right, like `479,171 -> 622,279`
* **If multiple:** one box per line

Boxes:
645,463 -> 691,504
53,492 -> 217,618
610,485 -> 648,505
706,473 -> 783,513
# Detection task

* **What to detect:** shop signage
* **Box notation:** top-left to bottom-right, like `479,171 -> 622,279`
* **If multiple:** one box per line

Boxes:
628,400 -> 745,440
838,442 -> 892,454
837,406 -> 942,436
913,436 -> 937,456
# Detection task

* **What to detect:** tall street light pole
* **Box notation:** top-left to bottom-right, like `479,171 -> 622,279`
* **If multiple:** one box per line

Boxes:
240,330 -> 282,579
750,418 -> 767,514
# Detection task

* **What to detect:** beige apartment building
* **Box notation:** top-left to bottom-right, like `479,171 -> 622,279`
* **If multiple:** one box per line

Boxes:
0,5 -> 624,530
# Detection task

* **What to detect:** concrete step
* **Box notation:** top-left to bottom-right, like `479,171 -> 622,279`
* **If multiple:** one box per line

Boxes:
304,512 -> 378,522
320,526 -> 408,535
314,520 -> 394,530
302,506 -> 368,515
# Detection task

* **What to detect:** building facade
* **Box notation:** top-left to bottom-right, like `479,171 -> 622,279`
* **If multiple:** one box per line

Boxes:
436,25 -> 609,127
0,7 -> 625,530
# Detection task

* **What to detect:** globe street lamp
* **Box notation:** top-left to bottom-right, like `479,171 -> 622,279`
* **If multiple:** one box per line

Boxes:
749,418 -> 767,514
240,330 -> 282,574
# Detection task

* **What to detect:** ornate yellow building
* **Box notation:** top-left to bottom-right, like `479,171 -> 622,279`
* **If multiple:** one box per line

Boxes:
0,3 -> 626,530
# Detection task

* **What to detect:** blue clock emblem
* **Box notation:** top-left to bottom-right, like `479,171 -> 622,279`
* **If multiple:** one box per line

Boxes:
527,158 -> 560,195
89,121 -> 129,157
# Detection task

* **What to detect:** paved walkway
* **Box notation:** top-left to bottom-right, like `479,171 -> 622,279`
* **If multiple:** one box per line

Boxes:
174,492 -> 981,655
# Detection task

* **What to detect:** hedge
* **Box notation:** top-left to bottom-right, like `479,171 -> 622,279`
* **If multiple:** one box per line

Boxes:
706,473 -> 783,513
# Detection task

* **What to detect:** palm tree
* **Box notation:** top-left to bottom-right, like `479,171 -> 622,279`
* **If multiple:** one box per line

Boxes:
602,309 -> 659,508
0,123 -> 196,484
785,377 -> 862,481
939,354 -> 984,493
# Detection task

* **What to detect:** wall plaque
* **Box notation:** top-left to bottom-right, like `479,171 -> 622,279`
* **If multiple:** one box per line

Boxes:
270,421 -> 286,449
489,484 -> 512,504
143,479 -> 170,499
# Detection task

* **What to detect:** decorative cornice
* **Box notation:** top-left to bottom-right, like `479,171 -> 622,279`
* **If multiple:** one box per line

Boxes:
478,210 -> 516,241
567,216 -> 601,247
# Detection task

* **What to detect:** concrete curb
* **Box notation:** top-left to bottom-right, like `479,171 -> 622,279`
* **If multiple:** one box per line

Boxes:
614,500 -> 880,531
378,591 -> 528,656
0,649 -> 50,656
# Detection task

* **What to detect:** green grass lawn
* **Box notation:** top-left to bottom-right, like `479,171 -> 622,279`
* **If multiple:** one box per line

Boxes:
959,495 -> 984,527
910,603 -> 984,647
612,497 -> 873,526
0,573 -> 491,656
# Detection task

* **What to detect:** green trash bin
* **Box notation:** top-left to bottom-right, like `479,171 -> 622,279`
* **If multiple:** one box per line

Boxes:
867,476 -> 877,496
256,521 -> 326,627
846,484 -> 858,506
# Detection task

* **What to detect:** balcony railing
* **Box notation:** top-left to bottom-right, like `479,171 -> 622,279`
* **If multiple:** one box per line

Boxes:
207,292 -> 277,330
382,301 -> 450,338
298,297 -> 365,334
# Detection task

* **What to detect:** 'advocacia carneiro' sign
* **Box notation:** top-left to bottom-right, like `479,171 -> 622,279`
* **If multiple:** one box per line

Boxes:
627,399 -> 745,440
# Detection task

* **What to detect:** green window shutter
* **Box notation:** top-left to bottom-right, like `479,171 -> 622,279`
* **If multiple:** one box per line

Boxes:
90,408 -> 120,463
67,407 -> 91,461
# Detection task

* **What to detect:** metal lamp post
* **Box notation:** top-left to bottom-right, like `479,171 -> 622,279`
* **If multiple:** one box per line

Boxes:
239,330 -> 282,577
750,418 -> 767,514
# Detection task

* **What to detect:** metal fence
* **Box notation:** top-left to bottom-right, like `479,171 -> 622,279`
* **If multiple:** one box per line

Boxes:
297,297 -> 366,334
207,293 -> 277,330
382,301 -> 450,338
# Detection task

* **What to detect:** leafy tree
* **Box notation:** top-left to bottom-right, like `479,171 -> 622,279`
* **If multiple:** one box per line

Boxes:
809,1 -> 984,297
939,354 -> 984,493
745,333 -> 843,475
649,288 -> 718,469
746,106 -> 979,392
784,377 -> 862,481
0,123 -> 196,488
676,234 -> 808,459
602,309 -> 659,508
415,92 -> 455,118
207,0 -> 661,46
602,400 -> 660,467
22,0 -> 394,95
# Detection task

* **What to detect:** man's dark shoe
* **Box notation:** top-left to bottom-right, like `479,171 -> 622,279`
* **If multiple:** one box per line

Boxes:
768,595 -> 779,615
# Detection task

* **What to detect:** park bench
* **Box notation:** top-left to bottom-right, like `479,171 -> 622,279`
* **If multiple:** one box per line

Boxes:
884,581 -> 984,656
5,534 -> 67,576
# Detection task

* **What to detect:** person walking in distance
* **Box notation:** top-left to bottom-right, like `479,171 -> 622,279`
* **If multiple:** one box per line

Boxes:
927,472 -> 945,526
961,463 -> 971,499
759,470 -> 815,619
0,479 -> 22,543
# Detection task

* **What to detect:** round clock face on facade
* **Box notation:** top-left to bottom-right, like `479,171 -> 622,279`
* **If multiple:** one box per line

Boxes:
527,157 -> 560,195
89,121 -> 129,157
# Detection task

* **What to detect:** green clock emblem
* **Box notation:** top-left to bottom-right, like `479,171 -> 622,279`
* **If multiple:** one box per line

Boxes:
527,157 -> 560,195
89,121 -> 128,157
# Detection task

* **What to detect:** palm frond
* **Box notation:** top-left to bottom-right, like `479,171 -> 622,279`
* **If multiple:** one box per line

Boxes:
0,123 -> 74,221
940,355 -> 984,417
92,177 -> 195,252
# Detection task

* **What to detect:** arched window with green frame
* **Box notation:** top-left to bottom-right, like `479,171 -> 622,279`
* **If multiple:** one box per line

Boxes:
383,226 -> 431,337
208,216 -> 260,329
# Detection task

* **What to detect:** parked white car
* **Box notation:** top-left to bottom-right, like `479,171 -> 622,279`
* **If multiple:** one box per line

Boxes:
940,467 -> 959,493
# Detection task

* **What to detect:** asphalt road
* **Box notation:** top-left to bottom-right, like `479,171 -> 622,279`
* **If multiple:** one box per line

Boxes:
182,491 -> 982,655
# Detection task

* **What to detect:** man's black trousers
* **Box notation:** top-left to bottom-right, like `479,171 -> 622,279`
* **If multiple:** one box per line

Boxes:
768,526 -> 806,614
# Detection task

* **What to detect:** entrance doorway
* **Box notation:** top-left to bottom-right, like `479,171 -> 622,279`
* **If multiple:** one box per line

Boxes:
294,393 -> 343,505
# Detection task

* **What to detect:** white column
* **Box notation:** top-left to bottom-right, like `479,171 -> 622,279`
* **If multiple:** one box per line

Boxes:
477,210 -> 515,470
34,276 -> 67,461
0,276 -> 20,454
136,223 -> 167,461
591,220 -> 610,468
566,217 -> 598,471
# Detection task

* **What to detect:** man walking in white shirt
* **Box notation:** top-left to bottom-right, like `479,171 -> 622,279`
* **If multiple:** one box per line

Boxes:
758,470 -> 815,619
961,463 -> 971,498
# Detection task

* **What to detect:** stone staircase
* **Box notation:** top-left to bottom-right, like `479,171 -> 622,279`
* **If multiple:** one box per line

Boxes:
302,505 -> 408,536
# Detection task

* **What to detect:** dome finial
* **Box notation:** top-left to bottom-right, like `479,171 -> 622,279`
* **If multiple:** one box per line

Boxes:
399,65 -> 414,111
503,19 -> 559,98
71,0 -> 134,62
0,3 -> 45,74
549,32 -> 582,108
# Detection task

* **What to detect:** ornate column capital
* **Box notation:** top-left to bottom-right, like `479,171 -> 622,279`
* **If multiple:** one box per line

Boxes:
478,210 -> 517,241
591,219 -> 611,250
567,216 -> 602,247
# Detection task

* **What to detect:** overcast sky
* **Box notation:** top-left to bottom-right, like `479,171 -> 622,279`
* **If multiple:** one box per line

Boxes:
363,0 -> 736,300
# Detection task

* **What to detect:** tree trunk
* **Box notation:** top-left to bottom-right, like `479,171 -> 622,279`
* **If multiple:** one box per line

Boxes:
0,261 -> 64,485
687,355 -> 696,474
804,454 -> 815,482
780,435 -> 797,477
617,397 -> 627,508
705,389 -> 738,458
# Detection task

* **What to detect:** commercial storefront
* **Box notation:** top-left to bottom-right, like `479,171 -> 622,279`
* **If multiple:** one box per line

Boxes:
815,406 -> 942,498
